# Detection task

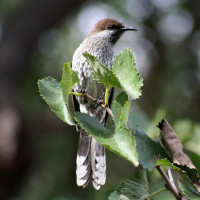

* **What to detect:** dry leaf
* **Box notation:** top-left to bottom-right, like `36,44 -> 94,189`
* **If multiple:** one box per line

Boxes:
158,119 -> 200,192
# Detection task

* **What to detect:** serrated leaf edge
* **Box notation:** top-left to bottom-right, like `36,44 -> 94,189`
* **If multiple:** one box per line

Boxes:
113,48 -> 143,100
37,77 -> 75,125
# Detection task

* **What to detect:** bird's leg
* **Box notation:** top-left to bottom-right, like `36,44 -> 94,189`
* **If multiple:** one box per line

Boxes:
79,89 -> 87,94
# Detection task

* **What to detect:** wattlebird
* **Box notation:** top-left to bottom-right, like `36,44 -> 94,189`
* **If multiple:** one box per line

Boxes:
72,18 -> 137,189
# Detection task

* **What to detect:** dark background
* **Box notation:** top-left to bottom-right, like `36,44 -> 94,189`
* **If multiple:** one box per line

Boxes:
0,0 -> 200,199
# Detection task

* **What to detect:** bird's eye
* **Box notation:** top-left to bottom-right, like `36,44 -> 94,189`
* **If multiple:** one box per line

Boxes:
108,25 -> 114,29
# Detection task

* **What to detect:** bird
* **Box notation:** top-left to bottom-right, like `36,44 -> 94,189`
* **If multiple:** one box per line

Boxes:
72,18 -> 137,190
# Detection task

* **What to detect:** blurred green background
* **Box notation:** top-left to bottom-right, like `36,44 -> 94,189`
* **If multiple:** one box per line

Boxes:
0,0 -> 200,199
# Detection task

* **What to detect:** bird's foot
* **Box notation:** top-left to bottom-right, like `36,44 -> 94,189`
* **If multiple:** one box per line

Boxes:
94,99 -> 105,106
79,89 -> 87,94
79,89 -> 87,103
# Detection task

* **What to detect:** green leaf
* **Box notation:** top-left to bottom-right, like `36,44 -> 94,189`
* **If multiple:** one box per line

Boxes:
112,92 -> 129,129
74,112 -> 138,165
135,128 -> 169,170
38,77 -> 75,125
74,92 -> 139,166
109,169 -> 150,200
112,48 -> 143,100
157,158 -> 200,194
83,52 -> 122,88
157,158 -> 200,193
60,62 -> 79,105
108,191 -> 120,200
178,181 -> 200,200
156,158 -> 183,172
74,112 -> 113,138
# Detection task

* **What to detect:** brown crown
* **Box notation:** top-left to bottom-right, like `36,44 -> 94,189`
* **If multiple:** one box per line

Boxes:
89,18 -> 125,35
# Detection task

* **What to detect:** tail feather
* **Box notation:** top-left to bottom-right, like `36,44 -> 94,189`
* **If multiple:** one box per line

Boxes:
75,88 -> 114,189
91,138 -> 106,188
76,158 -> 90,178
92,179 -> 101,190
76,129 -> 91,187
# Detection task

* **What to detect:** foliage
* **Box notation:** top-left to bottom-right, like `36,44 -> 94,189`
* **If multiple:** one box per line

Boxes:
135,128 -> 169,171
60,62 -> 79,106
178,181 -> 200,200
38,49 -> 200,199
112,48 -> 143,100
83,52 -> 122,89
108,169 -> 150,200
38,76 -> 75,125
75,92 -> 138,165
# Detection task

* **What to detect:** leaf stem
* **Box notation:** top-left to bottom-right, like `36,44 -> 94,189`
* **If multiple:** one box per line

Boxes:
150,188 -> 168,197
105,86 -> 110,106
70,92 -> 84,97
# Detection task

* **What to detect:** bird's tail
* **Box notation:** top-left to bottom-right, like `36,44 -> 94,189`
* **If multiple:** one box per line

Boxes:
76,129 -> 106,190
91,138 -> 106,190
76,129 -> 91,188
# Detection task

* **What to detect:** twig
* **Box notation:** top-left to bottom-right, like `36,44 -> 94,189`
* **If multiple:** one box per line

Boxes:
156,165 -> 182,200
71,92 -> 114,118
167,166 -> 179,194
84,93 -> 114,118
101,104 -> 114,118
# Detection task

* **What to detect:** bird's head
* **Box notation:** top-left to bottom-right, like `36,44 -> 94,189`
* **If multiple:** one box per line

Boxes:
89,18 -> 137,44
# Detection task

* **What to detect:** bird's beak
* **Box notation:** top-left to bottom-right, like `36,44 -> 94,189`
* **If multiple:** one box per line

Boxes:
121,26 -> 137,31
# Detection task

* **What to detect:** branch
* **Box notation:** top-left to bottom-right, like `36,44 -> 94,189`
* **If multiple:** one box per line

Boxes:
71,92 -> 114,118
167,166 -> 179,194
156,165 -> 183,200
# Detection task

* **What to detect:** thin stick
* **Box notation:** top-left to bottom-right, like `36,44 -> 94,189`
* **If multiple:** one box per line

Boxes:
71,92 -> 114,118
84,93 -> 114,118
102,104 -> 114,118
156,165 -> 182,200
167,166 -> 179,194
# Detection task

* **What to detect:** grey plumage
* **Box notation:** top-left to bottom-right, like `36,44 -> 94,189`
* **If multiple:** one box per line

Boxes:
76,129 -> 91,188
72,18 -> 137,189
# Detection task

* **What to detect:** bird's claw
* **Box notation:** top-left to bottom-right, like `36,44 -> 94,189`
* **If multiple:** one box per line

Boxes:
95,99 -> 105,106
79,89 -> 87,94
78,89 -> 87,103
